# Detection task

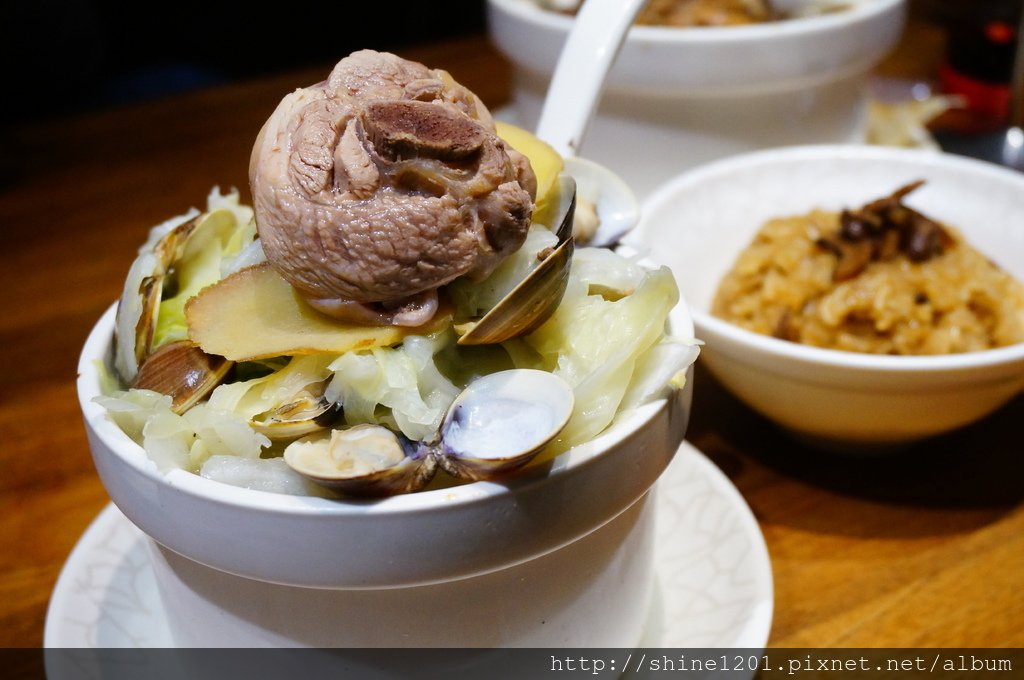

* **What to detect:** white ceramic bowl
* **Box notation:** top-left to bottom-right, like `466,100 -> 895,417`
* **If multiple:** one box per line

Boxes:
487,0 -> 907,198
78,299 -> 693,646
633,145 -> 1024,449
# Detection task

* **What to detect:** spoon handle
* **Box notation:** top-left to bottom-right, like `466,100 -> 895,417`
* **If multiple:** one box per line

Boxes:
535,0 -> 648,157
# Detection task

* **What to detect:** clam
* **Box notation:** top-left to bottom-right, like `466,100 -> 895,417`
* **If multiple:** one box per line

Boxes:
564,156 -> 639,248
454,158 -> 637,346
204,355 -> 340,439
115,207 -> 246,404
433,369 -> 574,481
283,424 -> 437,497
250,385 -> 341,440
132,340 -> 233,414
456,176 -> 576,346
283,369 -> 574,495
115,213 -> 200,384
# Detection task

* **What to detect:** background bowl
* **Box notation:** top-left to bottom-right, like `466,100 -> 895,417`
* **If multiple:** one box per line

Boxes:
77,294 -> 694,645
487,0 -> 907,198
632,145 -> 1024,449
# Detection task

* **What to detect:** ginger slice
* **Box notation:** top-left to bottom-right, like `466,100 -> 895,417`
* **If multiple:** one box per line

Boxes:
186,263 -> 451,361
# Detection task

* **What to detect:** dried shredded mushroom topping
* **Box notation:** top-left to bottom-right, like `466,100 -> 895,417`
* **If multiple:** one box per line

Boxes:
814,182 -> 954,282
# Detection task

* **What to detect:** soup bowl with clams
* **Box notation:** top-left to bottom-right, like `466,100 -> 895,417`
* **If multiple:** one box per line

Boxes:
77,50 -> 698,647
633,145 -> 1024,449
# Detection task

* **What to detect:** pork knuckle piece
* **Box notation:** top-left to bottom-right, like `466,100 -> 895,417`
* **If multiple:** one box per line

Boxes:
250,50 -> 537,324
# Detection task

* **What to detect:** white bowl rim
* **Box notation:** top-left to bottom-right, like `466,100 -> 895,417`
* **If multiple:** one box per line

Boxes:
487,0 -> 905,44
696,311 -> 1024,373
79,298 -> 693,518
640,143 -> 1024,373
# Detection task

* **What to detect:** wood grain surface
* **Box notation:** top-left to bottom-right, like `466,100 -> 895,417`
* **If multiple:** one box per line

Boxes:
1,33 -> 1021,649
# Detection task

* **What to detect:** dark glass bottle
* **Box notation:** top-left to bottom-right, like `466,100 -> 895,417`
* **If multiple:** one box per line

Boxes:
930,0 -> 1022,132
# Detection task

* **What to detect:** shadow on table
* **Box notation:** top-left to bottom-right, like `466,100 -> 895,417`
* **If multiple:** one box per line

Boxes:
686,363 -> 1023,537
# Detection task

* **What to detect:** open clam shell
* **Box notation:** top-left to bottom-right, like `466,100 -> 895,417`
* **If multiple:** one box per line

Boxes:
455,158 -> 637,346
283,424 -> 438,497
564,156 -> 640,248
114,213 -> 200,384
132,340 -> 232,414
457,176 -> 576,346
435,369 -> 574,481
250,390 -> 342,440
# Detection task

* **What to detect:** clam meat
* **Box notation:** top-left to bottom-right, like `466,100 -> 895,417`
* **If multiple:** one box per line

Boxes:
283,424 -> 436,497
563,156 -> 639,248
250,389 -> 342,440
206,355 -> 341,440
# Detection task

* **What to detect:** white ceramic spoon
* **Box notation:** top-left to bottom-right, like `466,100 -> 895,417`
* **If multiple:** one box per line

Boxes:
535,0 -> 648,157
534,0 -> 647,246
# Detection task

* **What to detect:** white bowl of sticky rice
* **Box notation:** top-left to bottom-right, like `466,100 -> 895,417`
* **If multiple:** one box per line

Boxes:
633,145 -> 1024,449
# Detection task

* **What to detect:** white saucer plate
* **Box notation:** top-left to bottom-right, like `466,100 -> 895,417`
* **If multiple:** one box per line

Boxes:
45,440 -> 773,649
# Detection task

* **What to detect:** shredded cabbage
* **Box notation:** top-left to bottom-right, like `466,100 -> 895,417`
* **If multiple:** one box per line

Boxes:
326,333 -> 460,442
94,389 -> 173,442
95,388 -> 270,473
153,188 -> 256,348
516,248 -> 683,453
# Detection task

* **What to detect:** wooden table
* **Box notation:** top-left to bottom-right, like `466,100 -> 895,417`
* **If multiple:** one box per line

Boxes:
2,33 -> 1021,650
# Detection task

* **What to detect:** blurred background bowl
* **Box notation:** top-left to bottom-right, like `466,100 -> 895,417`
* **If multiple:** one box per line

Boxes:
488,0 -> 907,198
632,144 -> 1024,449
